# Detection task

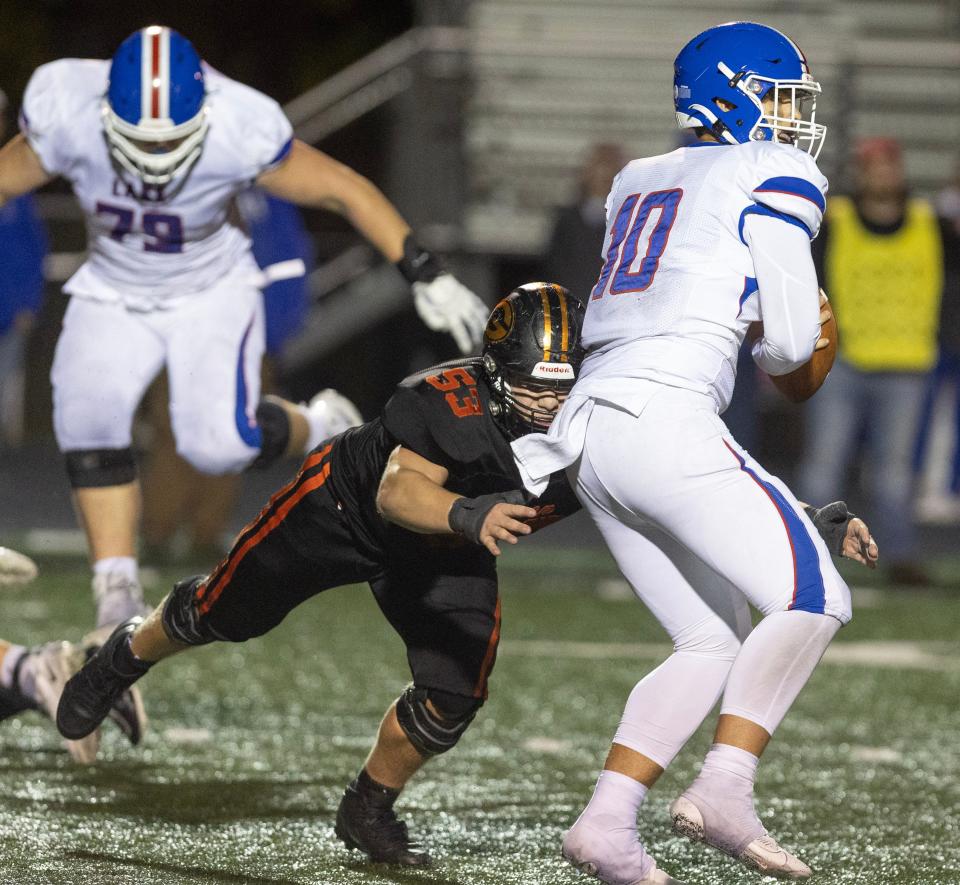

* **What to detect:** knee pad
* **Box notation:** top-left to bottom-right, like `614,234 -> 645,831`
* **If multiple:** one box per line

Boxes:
64,448 -> 137,488
395,686 -> 483,757
249,398 -> 290,469
161,575 -> 221,646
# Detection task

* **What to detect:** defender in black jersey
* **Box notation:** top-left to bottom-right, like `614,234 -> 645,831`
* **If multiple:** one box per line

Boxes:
57,283 -> 586,866
56,281 -> 874,869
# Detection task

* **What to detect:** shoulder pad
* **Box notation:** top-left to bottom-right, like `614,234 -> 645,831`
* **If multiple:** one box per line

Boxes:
206,68 -> 293,177
21,60 -> 105,176
743,142 -> 828,239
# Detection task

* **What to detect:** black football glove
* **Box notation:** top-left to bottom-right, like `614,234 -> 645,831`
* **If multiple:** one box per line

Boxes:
448,490 -> 529,546
804,500 -> 856,557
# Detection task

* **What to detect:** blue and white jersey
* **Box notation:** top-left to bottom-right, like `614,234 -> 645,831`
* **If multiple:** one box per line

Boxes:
577,140 -> 827,412
21,59 -> 293,309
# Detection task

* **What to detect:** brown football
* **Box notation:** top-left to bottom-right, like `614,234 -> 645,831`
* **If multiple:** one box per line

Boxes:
748,302 -> 838,404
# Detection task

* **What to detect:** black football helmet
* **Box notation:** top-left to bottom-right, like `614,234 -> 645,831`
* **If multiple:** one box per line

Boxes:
482,282 -> 586,438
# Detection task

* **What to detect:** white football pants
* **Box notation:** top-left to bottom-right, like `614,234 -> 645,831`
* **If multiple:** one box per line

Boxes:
571,388 -> 851,768
51,265 -> 265,476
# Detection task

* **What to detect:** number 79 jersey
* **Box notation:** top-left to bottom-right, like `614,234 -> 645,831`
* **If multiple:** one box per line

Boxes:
579,140 -> 827,412
20,59 -> 293,310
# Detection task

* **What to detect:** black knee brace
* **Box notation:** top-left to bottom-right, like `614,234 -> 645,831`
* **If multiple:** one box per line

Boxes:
161,575 -> 221,646
249,398 -> 290,469
395,686 -> 483,757
65,448 -> 137,488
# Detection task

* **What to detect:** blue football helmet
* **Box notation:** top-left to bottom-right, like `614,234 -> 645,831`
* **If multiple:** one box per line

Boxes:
102,26 -> 209,186
674,22 -> 826,158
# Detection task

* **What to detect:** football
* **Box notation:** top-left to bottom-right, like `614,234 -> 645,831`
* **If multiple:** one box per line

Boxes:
750,293 -> 838,404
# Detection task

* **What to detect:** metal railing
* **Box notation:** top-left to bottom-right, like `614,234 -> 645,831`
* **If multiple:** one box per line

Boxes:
284,26 -> 466,144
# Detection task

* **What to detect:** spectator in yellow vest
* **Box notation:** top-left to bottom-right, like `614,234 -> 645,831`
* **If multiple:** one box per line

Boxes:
798,137 -> 958,586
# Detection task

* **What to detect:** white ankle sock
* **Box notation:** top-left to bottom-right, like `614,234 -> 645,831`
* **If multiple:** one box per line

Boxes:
699,743 -> 759,791
580,770 -> 649,827
93,557 -> 139,583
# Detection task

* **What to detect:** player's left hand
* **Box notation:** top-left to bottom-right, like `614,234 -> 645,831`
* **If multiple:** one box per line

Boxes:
841,516 -> 879,569
413,273 -> 489,354
805,500 -> 878,568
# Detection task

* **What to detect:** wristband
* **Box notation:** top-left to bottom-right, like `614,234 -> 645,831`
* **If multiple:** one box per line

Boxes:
804,500 -> 856,557
448,490 -> 528,545
396,233 -> 444,284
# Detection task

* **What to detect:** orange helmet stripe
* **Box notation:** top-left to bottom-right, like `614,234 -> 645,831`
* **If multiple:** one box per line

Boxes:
556,285 -> 570,361
539,284 -> 552,361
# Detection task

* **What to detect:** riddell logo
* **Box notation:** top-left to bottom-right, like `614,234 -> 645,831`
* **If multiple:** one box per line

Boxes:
532,362 -> 575,379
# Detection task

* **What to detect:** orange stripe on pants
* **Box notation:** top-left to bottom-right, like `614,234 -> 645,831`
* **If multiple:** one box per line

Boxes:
472,595 -> 502,699
196,451 -> 332,615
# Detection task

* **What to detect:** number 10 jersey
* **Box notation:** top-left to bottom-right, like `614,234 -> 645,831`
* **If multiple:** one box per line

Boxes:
579,140 -> 827,413
21,58 -> 293,310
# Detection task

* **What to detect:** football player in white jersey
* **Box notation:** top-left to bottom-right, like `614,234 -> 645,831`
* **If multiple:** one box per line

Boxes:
512,22 -> 866,883
0,26 -> 489,632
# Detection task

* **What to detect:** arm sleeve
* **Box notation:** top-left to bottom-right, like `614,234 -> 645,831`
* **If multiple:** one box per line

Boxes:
743,213 -> 822,375
19,62 -> 71,176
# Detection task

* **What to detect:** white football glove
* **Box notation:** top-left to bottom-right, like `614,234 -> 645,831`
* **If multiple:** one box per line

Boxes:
0,547 -> 38,587
412,273 -> 489,355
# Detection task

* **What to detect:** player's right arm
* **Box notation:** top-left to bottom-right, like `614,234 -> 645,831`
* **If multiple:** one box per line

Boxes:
0,134 -> 53,209
740,145 -> 827,375
376,446 -> 536,556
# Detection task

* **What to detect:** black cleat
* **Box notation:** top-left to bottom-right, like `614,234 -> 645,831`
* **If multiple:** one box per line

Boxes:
80,637 -> 148,747
56,618 -> 150,741
334,779 -> 432,867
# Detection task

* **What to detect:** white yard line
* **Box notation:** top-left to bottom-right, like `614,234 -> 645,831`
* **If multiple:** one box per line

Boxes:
501,639 -> 960,671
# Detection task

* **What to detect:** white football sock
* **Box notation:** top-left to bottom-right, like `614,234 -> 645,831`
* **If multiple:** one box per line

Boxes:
564,771 -> 657,882
579,770 -> 649,827
700,743 -> 759,789
93,556 -> 139,583
92,557 -> 145,627
680,745 -> 765,852
720,609 -> 841,734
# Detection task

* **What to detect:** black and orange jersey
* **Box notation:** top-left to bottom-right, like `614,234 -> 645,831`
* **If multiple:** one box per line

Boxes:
326,357 -> 580,560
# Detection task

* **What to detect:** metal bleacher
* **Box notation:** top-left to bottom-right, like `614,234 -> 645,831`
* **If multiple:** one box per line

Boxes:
464,0 -> 960,255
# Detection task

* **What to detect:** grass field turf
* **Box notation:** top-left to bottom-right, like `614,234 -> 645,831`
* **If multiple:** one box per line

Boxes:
0,554 -> 958,885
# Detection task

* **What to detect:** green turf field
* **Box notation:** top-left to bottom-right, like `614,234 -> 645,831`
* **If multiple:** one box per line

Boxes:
0,554 -> 958,885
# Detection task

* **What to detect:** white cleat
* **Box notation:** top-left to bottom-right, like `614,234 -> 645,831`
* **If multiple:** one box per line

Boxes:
304,389 -> 363,448
670,794 -> 812,879
0,547 -> 38,587
33,642 -> 101,764
562,818 -> 687,885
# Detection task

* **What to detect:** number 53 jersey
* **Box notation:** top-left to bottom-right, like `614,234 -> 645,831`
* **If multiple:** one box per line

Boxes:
579,140 -> 827,413
20,59 -> 293,310
327,358 -> 581,561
